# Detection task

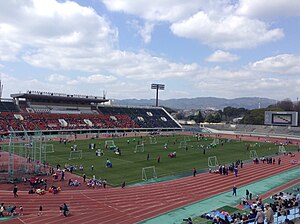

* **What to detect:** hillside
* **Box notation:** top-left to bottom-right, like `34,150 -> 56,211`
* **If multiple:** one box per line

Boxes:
113,97 -> 276,110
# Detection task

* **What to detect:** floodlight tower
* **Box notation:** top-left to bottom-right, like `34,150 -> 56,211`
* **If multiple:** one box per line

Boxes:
151,83 -> 165,107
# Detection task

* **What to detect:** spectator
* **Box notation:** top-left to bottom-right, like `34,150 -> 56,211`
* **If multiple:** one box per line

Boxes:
296,193 -> 300,215
246,189 -> 249,200
264,203 -> 274,224
13,185 -> 18,198
121,181 -> 126,188
19,205 -> 23,216
63,203 -> 69,217
0,203 -> 5,217
38,206 -> 43,216
255,207 -> 265,224
193,168 -> 197,177
233,185 -> 237,196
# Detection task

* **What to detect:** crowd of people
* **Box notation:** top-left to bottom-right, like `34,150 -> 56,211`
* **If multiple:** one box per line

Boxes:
0,202 -> 69,218
87,176 -> 107,188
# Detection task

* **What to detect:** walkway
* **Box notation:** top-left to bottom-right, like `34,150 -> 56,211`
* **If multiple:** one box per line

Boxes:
141,165 -> 300,224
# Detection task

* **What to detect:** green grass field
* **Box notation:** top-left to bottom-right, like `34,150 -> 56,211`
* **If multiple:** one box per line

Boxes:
43,135 -> 296,187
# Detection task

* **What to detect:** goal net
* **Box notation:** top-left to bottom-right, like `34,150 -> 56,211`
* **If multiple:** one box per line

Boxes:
278,145 -> 286,154
212,138 -> 220,145
249,150 -> 258,159
178,140 -> 187,149
134,144 -> 145,153
105,140 -> 116,149
184,136 -> 191,142
208,156 -> 219,168
149,137 -> 157,144
69,150 -> 82,160
142,166 -> 157,181
42,144 -> 54,153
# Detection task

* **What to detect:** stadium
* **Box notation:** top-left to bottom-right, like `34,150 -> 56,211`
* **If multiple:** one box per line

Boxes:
1,1 -> 300,223
0,90 -> 299,224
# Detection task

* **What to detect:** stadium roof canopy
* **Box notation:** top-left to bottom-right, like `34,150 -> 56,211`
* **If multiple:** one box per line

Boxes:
11,91 -> 108,105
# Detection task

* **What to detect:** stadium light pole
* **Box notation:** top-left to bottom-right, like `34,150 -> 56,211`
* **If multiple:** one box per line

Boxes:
151,83 -> 165,107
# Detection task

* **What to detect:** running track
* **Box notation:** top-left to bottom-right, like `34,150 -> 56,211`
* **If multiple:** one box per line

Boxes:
1,152 -> 300,224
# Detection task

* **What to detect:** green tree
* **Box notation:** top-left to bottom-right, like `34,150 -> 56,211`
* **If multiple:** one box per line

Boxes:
240,108 -> 283,125
190,110 -> 204,123
205,112 -> 222,123
223,106 -> 248,121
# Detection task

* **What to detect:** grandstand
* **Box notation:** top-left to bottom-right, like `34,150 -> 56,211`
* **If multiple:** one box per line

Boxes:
0,91 -> 181,135
203,123 -> 300,136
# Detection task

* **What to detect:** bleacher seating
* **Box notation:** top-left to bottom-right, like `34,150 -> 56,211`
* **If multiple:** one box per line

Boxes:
0,108 -> 180,134
204,123 -> 300,136
0,99 -> 181,134
97,106 -> 181,129
0,102 -> 20,112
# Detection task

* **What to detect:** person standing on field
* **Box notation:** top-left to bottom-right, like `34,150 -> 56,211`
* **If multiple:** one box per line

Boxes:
193,168 -> 197,177
232,185 -> 237,196
13,185 -> 18,198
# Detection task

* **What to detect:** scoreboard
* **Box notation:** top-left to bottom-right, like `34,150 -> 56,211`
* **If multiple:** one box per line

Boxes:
265,111 -> 298,126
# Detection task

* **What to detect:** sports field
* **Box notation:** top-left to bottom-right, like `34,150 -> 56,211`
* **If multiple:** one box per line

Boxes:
44,135 -> 296,187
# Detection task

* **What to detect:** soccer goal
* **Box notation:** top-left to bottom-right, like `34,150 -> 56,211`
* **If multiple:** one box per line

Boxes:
149,137 -> 157,144
134,144 -> 145,153
178,140 -> 187,149
278,145 -> 287,154
212,138 -> 220,145
42,144 -> 54,153
69,150 -> 82,160
105,140 -> 116,149
208,156 -> 219,168
142,166 -> 157,181
249,150 -> 258,159
184,136 -> 191,142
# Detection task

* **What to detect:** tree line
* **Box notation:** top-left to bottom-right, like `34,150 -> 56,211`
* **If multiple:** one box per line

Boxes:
182,99 -> 300,125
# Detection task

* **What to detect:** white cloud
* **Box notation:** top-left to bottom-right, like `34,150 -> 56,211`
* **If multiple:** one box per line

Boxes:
139,22 -> 155,44
206,50 -> 239,62
102,0 -> 285,49
101,0 -> 202,22
1,72 -> 68,97
251,54 -> 300,74
78,74 -> 117,84
0,1 -> 299,101
0,24 -> 21,61
109,51 -> 199,80
127,20 -> 155,44
171,12 -> 284,49
47,74 -> 68,82
237,0 -> 300,18
192,71 -> 298,100
0,0 -> 200,81
0,0 -> 117,63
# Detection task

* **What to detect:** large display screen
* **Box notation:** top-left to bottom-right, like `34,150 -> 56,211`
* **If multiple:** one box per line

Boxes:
272,114 -> 292,124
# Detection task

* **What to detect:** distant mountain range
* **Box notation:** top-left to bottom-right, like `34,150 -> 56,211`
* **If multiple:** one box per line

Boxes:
112,97 -> 276,110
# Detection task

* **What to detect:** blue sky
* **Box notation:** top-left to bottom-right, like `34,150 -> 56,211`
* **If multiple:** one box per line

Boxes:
0,0 -> 300,101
